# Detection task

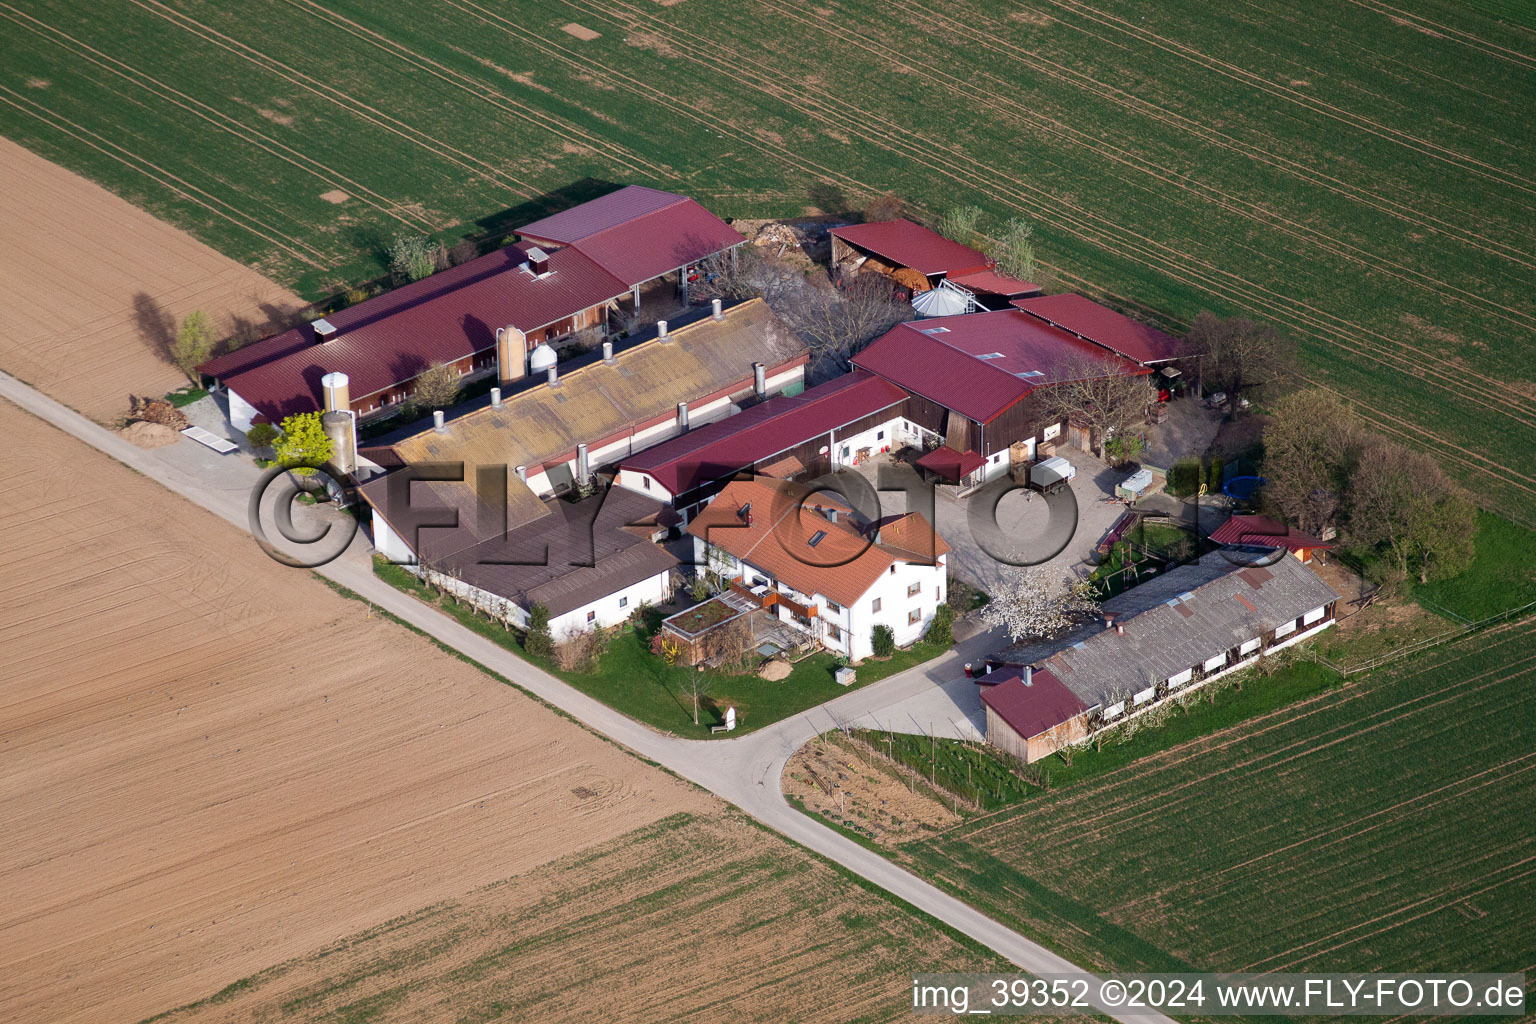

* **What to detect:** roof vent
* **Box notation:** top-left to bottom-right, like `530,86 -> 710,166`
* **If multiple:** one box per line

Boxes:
1024,665 -> 1033,686
312,318 -> 337,343
657,320 -> 670,341
526,246 -> 551,275
979,352 -> 1006,360
1017,369 -> 1045,378
918,326 -> 950,335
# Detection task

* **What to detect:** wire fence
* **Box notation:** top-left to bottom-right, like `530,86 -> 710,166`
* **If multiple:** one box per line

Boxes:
1310,599 -> 1536,677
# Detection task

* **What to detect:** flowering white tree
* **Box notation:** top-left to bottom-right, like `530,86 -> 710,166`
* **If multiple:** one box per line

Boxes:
980,567 -> 1100,643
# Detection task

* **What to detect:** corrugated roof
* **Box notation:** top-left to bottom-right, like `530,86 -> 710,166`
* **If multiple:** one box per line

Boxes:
980,667 -> 1089,741
852,310 -> 1147,423
517,185 -> 745,285
619,371 -> 907,495
1209,514 -> 1331,552
947,268 -> 1041,298
1011,293 -> 1186,365
1034,554 -> 1342,709
830,219 -> 990,277
687,477 -> 949,608
203,242 -> 630,422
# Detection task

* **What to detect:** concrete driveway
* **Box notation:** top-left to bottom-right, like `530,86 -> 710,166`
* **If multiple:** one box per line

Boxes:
848,445 -> 1131,595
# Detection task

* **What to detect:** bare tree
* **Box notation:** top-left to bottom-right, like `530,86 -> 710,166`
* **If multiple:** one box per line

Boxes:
862,191 -> 904,222
778,275 -> 909,374
992,218 -> 1037,282
1040,354 -> 1158,460
1261,389 -> 1362,536
1349,439 -> 1476,584
980,567 -> 1100,643
937,205 -> 984,248
1188,311 -> 1297,417
412,362 -> 462,409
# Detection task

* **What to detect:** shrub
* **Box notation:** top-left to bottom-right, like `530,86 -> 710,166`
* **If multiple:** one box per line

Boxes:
554,627 -> 605,673
523,603 -> 554,658
272,412 -> 333,476
870,624 -> 896,658
387,234 -> 440,283
925,604 -> 954,648
245,423 -> 279,449
1207,456 -> 1225,495
1167,457 -> 1204,497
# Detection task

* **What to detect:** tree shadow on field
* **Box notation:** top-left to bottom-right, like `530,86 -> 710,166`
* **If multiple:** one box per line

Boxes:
471,177 -> 625,244
806,180 -> 851,218
132,292 -> 175,366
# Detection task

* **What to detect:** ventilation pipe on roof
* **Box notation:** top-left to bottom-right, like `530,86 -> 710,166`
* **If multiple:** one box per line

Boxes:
677,400 -> 689,432
602,340 -> 614,363
433,410 -> 446,433
753,361 -> 766,398
526,246 -> 550,275
312,318 -> 337,344
657,319 -> 669,341
712,298 -> 724,321
576,443 -> 591,488
490,387 -> 502,408
546,365 -> 559,387
1024,665 -> 1033,687
514,465 -> 527,482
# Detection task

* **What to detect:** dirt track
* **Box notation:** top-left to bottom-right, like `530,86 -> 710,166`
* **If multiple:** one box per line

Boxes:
0,139 -> 302,422
0,400 -> 707,1024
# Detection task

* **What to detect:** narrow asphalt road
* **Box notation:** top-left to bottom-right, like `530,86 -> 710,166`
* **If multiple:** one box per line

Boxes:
3,372 -> 1173,1024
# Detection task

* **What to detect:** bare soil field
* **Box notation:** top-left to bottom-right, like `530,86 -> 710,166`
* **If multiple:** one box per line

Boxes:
0,399 -> 707,1024
784,732 -> 960,845
0,139 -> 301,422
153,812 -> 997,1023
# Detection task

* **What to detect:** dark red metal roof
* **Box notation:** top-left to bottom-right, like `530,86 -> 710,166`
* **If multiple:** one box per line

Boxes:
517,185 -> 744,285
980,668 -> 1088,740
1011,293 -> 1185,365
204,243 -> 629,422
914,445 -> 986,482
947,268 -> 1041,298
1210,514 -> 1331,552
852,310 -> 1147,423
830,219 -> 991,277
621,371 -> 907,495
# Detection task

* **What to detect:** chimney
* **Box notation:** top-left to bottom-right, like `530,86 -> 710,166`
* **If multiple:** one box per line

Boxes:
657,319 -> 669,341
711,298 -> 724,321
312,318 -> 337,344
1104,611 -> 1118,630
576,443 -> 591,487
1024,665 -> 1034,687
753,361 -> 767,397
526,245 -> 550,275
433,410 -> 446,432
514,465 -> 527,482
602,340 -> 614,363
496,326 -> 526,387
826,508 -> 838,524
490,387 -> 502,408
546,365 -> 559,387
677,400 -> 689,431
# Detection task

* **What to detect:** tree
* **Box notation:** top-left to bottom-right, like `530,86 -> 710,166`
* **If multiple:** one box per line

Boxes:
1040,353 -> 1158,460
779,275 -> 909,373
1349,440 -> 1476,584
272,412 -> 333,476
245,423 -> 279,451
1102,432 -> 1146,466
387,234 -> 440,283
1261,389 -> 1362,536
937,205 -> 983,248
863,191 -> 904,222
171,310 -> 215,381
992,218 -> 1037,282
980,567 -> 1100,643
870,624 -> 896,658
524,602 -> 554,658
1188,311 -> 1297,417
412,362 -> 461,409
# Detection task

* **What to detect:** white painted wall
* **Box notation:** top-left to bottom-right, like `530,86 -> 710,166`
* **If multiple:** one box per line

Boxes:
831,415 -> 904,468
227,388 -> 261,433
549,570 -> 671,636
372,508 -> 418,564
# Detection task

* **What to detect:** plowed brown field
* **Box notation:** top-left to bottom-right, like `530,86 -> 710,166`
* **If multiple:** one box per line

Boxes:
0,139 -> 301,422
0,399 -> 707,1023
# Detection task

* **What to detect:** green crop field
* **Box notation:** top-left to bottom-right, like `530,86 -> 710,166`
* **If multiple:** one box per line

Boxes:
894,616 -> 1536,980
3,0 -> 1534,521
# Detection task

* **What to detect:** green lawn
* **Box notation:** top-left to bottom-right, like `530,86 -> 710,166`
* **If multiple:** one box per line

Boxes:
373,557 -> 947,737
1413,512 -> 1536,622
3,0 -> 1533,520
821,619 -> 1536,980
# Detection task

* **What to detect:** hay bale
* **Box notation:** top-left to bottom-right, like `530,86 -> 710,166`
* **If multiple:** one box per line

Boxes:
119,421 -> 180,449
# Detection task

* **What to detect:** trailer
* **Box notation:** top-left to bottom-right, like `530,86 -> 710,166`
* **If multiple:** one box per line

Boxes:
1028,455 -> 1076,495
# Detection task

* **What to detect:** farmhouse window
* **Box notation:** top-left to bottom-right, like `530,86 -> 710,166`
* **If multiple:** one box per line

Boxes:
907,582 -> 921,597
1168,668 -> 1193,687
824,600 -> 842,615
876,430 -> 885,440
1104,701 -> 1125,720
871,597 -> 882,613
1203,653 -> 1227,672
827,624 -> 843,641
1134,686 -> 1155,705
1274,618 -> 1297,638
908,609 -> 922,625
1240,637 -> 1262,656
1303,605 -> 1327,625
619,596 -> 629,608
586,610 -> 596,623
642,477 -> 651,490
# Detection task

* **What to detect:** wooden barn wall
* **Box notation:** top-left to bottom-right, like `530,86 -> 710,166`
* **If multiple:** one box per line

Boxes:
898,394 -> 949,434
979,392 -> 1057,457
